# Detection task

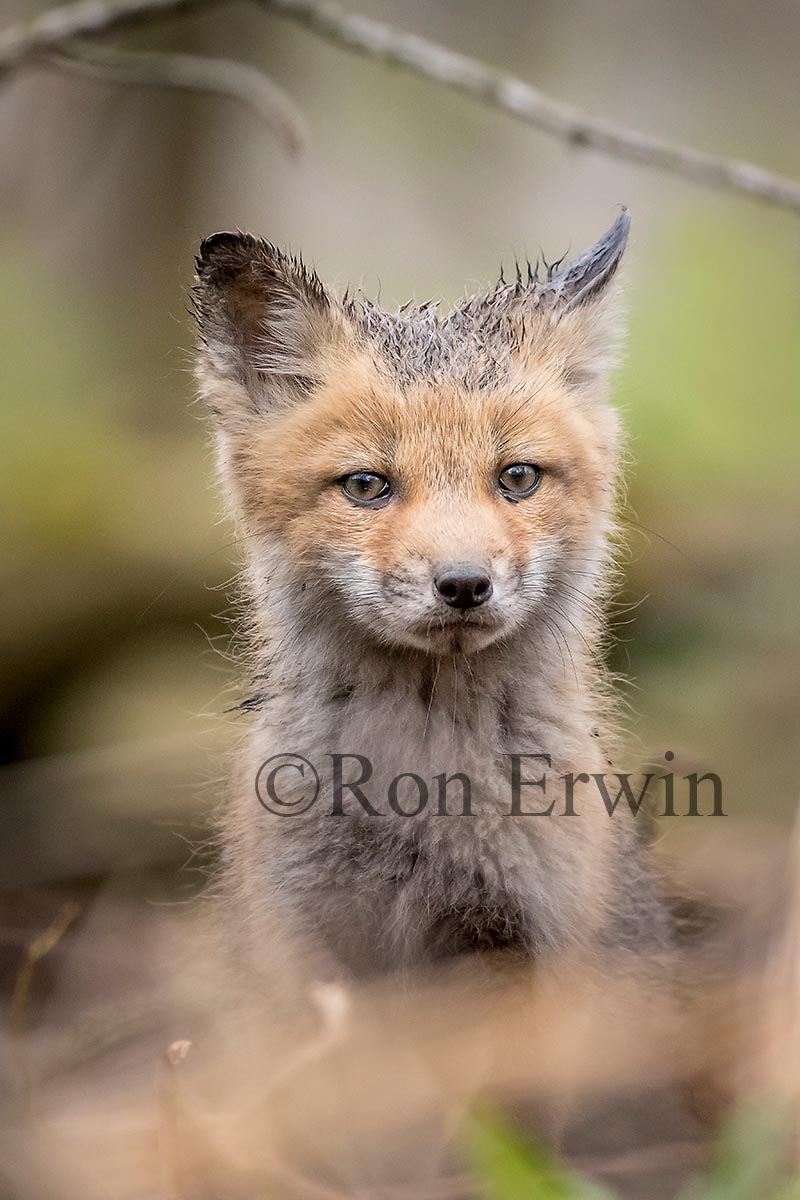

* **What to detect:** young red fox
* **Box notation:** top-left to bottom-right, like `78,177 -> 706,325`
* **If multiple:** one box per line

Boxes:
194,211 -> 668,982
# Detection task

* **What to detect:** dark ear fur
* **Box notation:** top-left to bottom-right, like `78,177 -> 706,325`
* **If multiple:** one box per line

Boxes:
542,208 -> 630,312
452,210 -> 630,394
521,209 -> 631,393
194,232 -> 343,422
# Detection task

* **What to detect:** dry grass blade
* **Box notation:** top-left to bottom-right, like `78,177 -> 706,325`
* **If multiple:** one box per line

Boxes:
10,901 -> 81,1033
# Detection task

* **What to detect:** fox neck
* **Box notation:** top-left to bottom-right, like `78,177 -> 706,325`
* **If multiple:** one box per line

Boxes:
245,542 -> 608,769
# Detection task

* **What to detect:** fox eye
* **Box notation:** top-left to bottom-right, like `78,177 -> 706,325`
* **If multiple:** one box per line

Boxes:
340,471 -> 392,505
498,463 -> 542,500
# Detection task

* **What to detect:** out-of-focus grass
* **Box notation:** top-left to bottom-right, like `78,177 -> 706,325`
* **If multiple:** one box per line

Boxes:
468,1112 -> 615,1198
469,1106 -> 800,1200
0,239 -> 216,568
0,238 -> 234,759
621,212 -> 800,497
614,211 -> 800,821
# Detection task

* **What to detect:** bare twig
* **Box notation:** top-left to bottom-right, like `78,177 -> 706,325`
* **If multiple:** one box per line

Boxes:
10,901 -> 81,1118
10,901 -> 81,1032
49,41 -> 307,153
267,0 -> 800,213
0,0 -> 187,71
0,0 -> 203,72
1,0 -> 800,211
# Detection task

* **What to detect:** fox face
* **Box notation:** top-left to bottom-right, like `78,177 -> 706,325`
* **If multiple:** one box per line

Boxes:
195,214 -> 628,656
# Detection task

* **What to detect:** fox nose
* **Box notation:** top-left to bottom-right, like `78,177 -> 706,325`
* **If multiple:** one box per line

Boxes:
434,564 -> 493,610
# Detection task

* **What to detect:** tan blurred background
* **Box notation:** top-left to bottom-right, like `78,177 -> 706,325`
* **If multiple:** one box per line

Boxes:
2,0 -> 799,891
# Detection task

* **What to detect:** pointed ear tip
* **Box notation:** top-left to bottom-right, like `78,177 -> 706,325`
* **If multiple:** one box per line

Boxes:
609,207 -> 631,249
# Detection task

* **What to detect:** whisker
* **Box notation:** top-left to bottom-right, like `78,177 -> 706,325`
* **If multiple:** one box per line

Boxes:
422,655 -> 442,740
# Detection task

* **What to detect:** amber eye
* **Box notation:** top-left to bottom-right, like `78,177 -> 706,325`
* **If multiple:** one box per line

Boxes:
340,471 -> 392,505
498,463 -> 542,500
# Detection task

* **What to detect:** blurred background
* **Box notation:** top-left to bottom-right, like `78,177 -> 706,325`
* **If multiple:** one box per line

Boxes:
2,4 -> 800,1196
1,0 -> 799,900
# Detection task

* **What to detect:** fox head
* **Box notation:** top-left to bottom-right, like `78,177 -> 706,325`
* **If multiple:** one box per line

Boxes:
194,213 -> 628,657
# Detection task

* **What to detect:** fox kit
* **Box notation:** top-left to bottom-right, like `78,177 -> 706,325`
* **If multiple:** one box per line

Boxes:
194,211 -> 667,984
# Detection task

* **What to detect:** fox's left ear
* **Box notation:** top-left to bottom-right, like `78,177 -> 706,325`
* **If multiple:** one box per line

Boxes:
193,232 -> 352,427
519,209 -> 630,394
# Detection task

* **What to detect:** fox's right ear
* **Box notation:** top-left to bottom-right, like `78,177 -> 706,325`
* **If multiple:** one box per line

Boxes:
193,233 -> 349,425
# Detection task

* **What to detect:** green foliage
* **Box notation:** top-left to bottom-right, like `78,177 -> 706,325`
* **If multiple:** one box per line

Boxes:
681,1105 -> 790,1200
467,1112 -> 615,1200
618,210 -> 800,502
468,1107 -> 800,1200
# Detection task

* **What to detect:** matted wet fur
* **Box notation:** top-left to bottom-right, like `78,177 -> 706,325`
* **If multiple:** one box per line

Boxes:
193,210 -> 671,987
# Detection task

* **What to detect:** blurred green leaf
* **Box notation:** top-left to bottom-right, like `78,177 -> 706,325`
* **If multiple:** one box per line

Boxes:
773,1183 -> 800,1200
468,1111 -> 616,1200
680,1105 -> 789,1200
619,212 -> 800,499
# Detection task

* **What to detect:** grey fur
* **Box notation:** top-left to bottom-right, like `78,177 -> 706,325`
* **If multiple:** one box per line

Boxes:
352,209 -> 630,384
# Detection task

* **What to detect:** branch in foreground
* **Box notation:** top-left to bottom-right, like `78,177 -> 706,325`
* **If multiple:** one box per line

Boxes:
48,41 -> 307,153
1,0 -> 800,213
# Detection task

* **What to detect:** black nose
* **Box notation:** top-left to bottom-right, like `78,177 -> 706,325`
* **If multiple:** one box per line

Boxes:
434,564 -> 493,610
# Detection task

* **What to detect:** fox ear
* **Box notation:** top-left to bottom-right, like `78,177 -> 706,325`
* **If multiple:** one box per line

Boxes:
538,209 -> 630,315
194,233 -> 346,424
530,210 -> 630,393
484,210 -> 629,395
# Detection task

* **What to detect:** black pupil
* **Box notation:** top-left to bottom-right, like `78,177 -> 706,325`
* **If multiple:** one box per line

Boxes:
351,473 -> 383,497
506,465 -> 535,489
